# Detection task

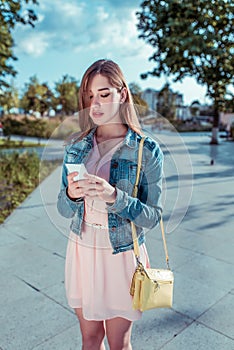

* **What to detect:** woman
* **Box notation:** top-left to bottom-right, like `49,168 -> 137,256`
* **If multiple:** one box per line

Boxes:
57,59 -> 163,350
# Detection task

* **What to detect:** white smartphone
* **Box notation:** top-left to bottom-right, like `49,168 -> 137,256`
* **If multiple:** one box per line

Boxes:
65,163 -> 88,181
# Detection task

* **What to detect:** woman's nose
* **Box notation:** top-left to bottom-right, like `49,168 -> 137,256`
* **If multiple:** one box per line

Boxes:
91,95 -> 100,106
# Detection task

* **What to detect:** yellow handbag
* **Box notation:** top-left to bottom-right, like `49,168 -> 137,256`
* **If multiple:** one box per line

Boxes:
129,137 -> 174,312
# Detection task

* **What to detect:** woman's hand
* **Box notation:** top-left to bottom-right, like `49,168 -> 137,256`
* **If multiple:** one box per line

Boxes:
67,172 -> 87,200
83,173 -> 117,203
67,172 -> 116,203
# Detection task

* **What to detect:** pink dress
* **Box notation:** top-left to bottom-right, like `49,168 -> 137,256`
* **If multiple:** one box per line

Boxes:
65,136 -> 150,321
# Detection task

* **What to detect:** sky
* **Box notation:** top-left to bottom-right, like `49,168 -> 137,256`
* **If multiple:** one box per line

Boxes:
12,0 -> 210,105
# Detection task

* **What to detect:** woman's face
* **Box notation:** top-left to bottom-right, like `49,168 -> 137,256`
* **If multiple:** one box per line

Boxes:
88,74 -> 126,126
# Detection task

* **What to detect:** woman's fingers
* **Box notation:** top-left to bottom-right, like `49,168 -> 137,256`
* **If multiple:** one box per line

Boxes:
67,172 -> 116,203
83,184 -> 104,197
67,173 -> 90,199
84,173 -> 116,202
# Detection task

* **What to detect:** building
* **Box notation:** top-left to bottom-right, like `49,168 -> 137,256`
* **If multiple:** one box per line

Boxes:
220,112 -> 234,131
141,88 -> 159,112
142,86 -> 191,120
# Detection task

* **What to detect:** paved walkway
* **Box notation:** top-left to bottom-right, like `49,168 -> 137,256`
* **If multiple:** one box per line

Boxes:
0,131 -> 233,350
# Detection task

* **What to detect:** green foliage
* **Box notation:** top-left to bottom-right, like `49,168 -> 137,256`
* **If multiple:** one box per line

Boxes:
20,75 -> 54,115
0,83 -> 19,112
0,151 -> 60,223
0,21 -> 16,88
54,75 -> 79,116
2,116 -> 49,140
157,83 -> 177,120
0,151 -> 39,186
19,74 -> 79,117
129,82 -> 148,117
0,139 -> 44,148
0,151 -> 39,222
1,115 -> 80,140
0,0 -> 38,88
137,0 -> 234,141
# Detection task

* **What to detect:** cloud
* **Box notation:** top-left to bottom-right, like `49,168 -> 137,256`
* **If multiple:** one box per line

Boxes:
16,31 -> 52,57
13,0 -> 146,59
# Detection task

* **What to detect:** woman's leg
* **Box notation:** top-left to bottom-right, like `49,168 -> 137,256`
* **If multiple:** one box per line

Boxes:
105,317 -> 133,350
75,308 -> 106,350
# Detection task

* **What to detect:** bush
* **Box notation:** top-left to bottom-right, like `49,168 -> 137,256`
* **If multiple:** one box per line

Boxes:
2,115 -> 80,140
2,116 -> 48,140
0,151 -> 60,223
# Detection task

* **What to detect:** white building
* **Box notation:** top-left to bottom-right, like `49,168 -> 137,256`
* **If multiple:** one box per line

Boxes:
142,88 -> 159,112
142,88 -> 191,120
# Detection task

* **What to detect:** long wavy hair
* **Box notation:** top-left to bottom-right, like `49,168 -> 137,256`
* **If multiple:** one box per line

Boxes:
78,59 -> 142,137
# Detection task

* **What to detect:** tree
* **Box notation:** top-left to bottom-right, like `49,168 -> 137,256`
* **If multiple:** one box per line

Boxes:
20,75 -> 54,115
0,82 -> 19,113
129,82 -> 148,120
157,83 -> 177,120
136,0 -> 234,144
0,0 -> 38,89
54,75 -> 79,116
223,92 -> 234,112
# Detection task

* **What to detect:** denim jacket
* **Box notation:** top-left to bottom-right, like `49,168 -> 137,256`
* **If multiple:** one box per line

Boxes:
57,127 -> 163,254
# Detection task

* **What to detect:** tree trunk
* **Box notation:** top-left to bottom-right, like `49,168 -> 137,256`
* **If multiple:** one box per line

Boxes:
210,104 -> 219,145
210,127 -> 219,145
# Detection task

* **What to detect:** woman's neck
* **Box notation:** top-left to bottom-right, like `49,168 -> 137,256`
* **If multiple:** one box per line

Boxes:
96,124 -> 128,142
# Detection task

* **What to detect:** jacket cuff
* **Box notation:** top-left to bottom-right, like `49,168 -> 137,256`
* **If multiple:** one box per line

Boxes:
59,188 -> 83,214
66,188 -> 83,203
106,188 -> 128,213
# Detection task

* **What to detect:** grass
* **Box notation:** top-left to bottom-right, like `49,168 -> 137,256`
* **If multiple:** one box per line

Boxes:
0,151 -> 60,224
0,139 -> 45,149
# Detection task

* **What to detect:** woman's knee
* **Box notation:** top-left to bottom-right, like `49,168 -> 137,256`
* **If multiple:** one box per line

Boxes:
106,317 -> 132,350
75,308 -> 106,349
108,338 -> 132,350
82,332 -> 105,349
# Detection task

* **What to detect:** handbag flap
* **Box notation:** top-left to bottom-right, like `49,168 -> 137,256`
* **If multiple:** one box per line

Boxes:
145,268 -> 174,283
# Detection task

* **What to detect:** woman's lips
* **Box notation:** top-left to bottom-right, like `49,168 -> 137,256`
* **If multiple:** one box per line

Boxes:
92,111 -> 104,118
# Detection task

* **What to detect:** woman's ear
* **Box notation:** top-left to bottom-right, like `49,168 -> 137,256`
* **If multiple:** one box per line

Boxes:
120,87 -> 127,103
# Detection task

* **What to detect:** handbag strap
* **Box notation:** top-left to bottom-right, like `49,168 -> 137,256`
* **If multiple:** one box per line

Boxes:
131,137 -> 171,270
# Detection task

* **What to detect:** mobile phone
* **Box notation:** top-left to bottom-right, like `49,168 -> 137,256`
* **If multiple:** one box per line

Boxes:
65,163 -> 88,181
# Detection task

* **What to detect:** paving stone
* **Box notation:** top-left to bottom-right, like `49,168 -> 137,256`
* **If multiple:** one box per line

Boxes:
197,293 -> 234,339
160,322 -> 234,350
166,228 -> 228,257
175,253 -> 234,294
41,282 -> 70,312
31,324 -> 82,350
0,240 -> 65,290
131,308 -> 192,350
0,226 -> 23,246
172,271 -> 228,319
203,239 -> 234,264
4,216 -> 68,258
146,234 -> 202,271
0,283 -> 76,350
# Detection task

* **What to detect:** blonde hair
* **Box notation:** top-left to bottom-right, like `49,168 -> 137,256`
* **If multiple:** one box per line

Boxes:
78,59 -> 142,137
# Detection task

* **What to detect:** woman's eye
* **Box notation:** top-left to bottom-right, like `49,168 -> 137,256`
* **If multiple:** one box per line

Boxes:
89,95 -> 93,100
101,93 -> 110,98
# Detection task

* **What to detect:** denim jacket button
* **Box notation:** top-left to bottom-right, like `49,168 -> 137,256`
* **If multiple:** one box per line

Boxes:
111,226 -> 116,231
112,162 -> 118,169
